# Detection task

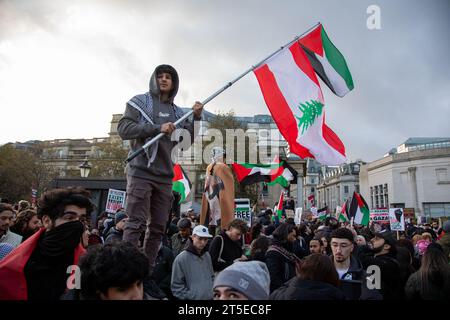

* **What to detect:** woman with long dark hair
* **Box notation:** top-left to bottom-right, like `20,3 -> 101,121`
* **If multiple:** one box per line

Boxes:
270,254 -> 346,300
265,223 -> 300,292
405,243 -> 450,299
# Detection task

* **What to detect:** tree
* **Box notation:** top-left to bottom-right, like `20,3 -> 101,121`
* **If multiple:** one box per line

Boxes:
0,144 -> 58,203
89,140 -> 128,178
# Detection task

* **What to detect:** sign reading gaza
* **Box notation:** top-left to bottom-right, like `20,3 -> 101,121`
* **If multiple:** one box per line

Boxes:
370,209 -> 390,224
234,198 -> 252,227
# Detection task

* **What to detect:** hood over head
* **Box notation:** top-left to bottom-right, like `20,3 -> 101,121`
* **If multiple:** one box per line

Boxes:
149,64 -> 179,103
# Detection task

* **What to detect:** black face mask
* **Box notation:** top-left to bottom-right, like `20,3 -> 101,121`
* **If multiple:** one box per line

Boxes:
38,220 -> 85,258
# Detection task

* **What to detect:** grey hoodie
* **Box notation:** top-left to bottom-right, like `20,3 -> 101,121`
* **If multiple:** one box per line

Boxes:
118,65 -> 200,184
171,239 -> 214,300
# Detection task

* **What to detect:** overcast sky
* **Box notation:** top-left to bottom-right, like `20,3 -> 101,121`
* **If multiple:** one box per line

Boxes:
1,0 -> 449,162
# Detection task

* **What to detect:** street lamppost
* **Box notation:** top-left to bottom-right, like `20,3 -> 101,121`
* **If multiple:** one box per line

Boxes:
79,158 -> 92,178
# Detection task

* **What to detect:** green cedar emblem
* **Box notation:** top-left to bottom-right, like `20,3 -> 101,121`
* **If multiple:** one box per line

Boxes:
295,100 -> 324,134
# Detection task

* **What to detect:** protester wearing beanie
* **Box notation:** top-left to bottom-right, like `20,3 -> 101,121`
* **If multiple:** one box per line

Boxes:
105,212 -> 129,244
213,261 -> 270,300
171,218 -> 192,257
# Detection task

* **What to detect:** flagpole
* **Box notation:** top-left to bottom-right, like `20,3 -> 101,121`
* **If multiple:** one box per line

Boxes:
126,22 -> 321,163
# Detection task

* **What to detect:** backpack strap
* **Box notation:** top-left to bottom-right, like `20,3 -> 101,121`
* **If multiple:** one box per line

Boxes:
217,235 -> 225,263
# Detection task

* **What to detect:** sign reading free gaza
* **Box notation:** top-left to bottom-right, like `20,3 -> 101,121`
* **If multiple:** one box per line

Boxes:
105,189 -> 127,213
234,198 -> 252,227
370,209 -> 390,224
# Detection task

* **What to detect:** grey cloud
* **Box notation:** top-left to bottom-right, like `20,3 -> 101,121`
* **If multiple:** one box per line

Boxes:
1,0 -> 449,163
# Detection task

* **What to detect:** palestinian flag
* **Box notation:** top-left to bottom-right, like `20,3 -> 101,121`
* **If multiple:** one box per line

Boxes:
338,200 -> 349,223
318,206 -> 329,221
276,191 -> 284,220
254,28 -> 347,165
299,23 -> 354,97
232,161 -> 297,187
348,192 -> 370,226
172,164 -> 191,204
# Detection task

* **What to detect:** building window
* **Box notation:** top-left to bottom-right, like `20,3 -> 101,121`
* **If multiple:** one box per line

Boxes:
436,168 -> 448,182
423,203 -> 450,218
311,178 -> 315,184
370,187 -> 374,208
344,186 -> 349,194
311,187 -> 315,193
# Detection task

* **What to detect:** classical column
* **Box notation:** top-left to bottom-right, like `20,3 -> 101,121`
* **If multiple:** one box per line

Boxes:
408,167 -> 420,215
297,173 -> 303,210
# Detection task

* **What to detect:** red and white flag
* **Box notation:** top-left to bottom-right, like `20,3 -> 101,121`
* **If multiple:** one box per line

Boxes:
253,25 -> 350,165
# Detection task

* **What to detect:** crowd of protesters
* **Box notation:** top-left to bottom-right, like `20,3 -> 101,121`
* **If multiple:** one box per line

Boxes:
1,188 -> 449,300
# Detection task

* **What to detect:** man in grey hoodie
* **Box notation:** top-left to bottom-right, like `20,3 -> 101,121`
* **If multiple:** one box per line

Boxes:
118,64 -> 203,277
171,225 -> 215,300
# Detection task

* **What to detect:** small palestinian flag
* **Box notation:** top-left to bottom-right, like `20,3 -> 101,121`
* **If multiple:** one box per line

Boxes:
318,206 -> 329,221
348,192 -> 370,226
338,200 -> 349,223
276,191 -> 284,220
172,164 -> 191,204
299,23 -> 354,97
232,161 -> 297,187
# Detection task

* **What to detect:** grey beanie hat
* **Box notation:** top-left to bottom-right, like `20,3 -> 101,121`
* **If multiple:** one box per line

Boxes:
213,261 -> 270,300
115,212 -> 128,225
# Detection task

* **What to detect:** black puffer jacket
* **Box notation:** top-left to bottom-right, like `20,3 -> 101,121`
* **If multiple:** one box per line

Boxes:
358,247 -> 403,300
270,278 -> 346,300
265,242 -> 299,292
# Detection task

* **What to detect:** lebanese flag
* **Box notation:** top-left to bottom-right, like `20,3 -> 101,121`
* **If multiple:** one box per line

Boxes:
349,192 -> 370,226
299,23 -> 354,97
172,164 -> 191,203
254,38 -> 346,165
232,160 -> 296,187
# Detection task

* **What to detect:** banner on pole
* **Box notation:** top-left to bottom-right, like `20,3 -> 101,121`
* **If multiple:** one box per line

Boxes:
234,198 -> 252,227
105,189 -> 126,213
370,209 -> 390,225
389,208 -> 405,231
294,207 -> 302,225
